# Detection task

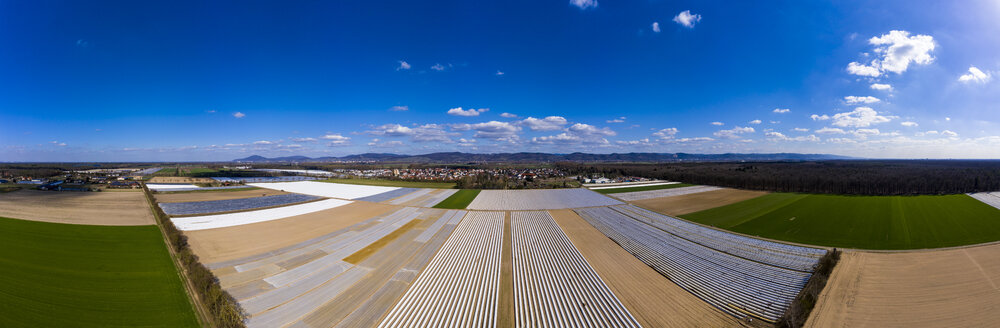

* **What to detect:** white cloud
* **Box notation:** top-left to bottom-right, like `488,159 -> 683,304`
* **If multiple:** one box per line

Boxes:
371,124 -> 413,136
673,10 -> 702,28
870,83 -> 893,91
847,61 -> 881,77
710,121 -> 724,126
792,128 -> 810,132
869,30 -> 936,74
531,133 -> 580,144
567,123 -> 616,136
389,105 -> 409,111
941,130 -> 958,137
773,108 -> 790,114
500,112 -> 518,118
844,96 -> 881,104
748,119 -> 762,124
946,117 -> 951,121
651,22 -> 660,33
569,0 -> 597,10
233,112 -> 246,118
321,134 -> 351,145
713,126 -> 754,139
848,30 -> 936,77
253,140 -> 273,145
764,131 -> 820,142
50,141 -> 67,147
815,127 -> 847,134
447,107 -> 489,117
900,121 -> 918,127
397,60 -> 411,70
652,128 -> 679,139
811,114 -> 830,121
826,138 -> 856,144
496,70 -> 505,76
606,117 -> 626,123
853,128 -> 881,137
520,116 -> 568,131
452,121 -> 522,139
958,66 -> 992,84
290,137 -> 318,142
431,63 -> 449,71
831,107 -> 896,128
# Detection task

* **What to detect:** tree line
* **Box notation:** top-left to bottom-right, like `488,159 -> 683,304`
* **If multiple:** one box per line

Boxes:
557,160 -> 1000,195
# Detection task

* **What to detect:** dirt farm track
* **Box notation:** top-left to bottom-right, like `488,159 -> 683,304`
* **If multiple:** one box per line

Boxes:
808,244 -> 1000,328
0,189 -> 154,225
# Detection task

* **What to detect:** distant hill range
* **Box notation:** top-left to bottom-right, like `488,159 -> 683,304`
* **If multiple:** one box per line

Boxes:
234,152 -> 856,163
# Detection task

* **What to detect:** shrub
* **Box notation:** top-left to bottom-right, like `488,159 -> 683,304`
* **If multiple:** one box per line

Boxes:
142,184 -> 246,328
777,249 -> 841,328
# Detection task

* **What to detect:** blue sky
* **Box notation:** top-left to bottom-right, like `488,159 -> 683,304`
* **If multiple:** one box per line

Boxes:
2,0 -> 1000,161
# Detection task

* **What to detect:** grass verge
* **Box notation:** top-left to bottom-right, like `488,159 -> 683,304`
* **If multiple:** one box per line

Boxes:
0,216 -> 200,327
142,184 -> 247,327
681,193 -> 1000,249
777,249 -> 841,328
592,183 -> 694,194
432,189 -> 481,209
319,178 -> 456,189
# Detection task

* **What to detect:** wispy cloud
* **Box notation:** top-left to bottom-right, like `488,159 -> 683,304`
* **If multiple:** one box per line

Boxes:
233,112 -> 246,118
389,105 -> 409,112
397,60 -> 411,70
651,22 -> 660,33
772,108 -> 790,114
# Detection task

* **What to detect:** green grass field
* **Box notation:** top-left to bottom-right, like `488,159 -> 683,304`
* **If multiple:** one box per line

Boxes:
681,193 -> 1000,250
592,183 -> 695,194
0,217 -> 199,327
433,189 -> 481,209
319,178 -> 457,189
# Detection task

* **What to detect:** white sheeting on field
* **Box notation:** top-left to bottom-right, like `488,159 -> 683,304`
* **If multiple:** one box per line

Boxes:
588,181 -> 680,190
248,181 -> 400,200
171,198 -> 352,231
466,188 -> 623,210
612,185 -> 721,201
147,183 -> 200,190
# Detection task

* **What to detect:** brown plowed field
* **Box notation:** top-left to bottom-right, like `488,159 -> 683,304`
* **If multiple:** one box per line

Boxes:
631,188 -> 768,216
549,209 -> 747,327
0,189 -> 154,225
807,246 -> 1000,328
185,202 -> 399,264
154,188 -> 287,203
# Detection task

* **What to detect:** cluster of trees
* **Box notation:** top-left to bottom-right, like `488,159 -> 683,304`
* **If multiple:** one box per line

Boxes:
142,185 -> 246,327
558,160 -> 1000,195
454,173 -> 576,189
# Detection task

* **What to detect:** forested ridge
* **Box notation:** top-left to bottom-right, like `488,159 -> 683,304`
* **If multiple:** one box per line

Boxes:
558,160 -> 1000,195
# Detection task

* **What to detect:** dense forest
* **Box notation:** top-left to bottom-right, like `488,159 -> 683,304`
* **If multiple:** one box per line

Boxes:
558,160 -> 1000,195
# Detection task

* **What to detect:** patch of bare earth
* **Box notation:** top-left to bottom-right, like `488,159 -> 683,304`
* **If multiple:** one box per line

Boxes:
185,202 -> 399,264
631,188 -> 768,216
549,209 -> 747,327
0,189 -> 154,225
807,246 -> 1000,328
154,188 -> 287,203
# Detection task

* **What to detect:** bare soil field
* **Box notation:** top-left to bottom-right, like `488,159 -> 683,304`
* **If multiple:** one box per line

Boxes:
549,209 -> 747,327
0,189 -> 154,225
154,188 -> 287,203
807,245 -> 1000,328
185,202 -> 399,264
631,188 -> 768,216
148,177 -> 216,184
